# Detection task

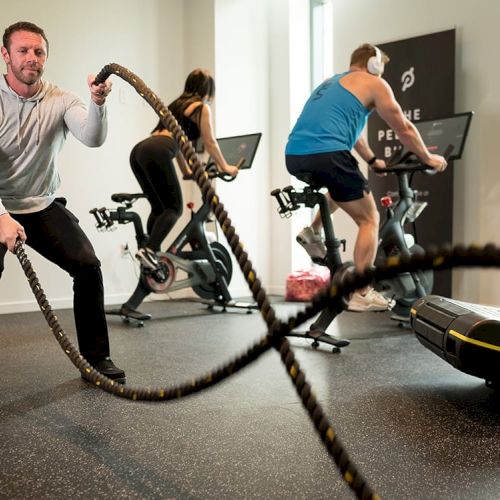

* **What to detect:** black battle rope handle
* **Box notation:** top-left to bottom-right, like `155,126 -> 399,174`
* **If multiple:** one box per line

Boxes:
15,238 -> 500,500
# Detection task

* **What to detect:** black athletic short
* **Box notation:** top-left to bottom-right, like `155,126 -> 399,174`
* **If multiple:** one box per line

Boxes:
285,150 -> 369,202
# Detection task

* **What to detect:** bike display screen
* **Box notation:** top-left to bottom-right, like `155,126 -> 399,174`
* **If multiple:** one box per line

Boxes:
210,133 -> 262,169
413,112 -> 473,161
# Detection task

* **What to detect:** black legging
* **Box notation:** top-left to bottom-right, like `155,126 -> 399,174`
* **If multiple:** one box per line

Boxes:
0,199 -> 110,362
129,135 -> 183,251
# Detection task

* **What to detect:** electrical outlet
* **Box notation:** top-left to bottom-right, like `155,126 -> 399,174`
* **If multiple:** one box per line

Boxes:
121,243 -> 129,258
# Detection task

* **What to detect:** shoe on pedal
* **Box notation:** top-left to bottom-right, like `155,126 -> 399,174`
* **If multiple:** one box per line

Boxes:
296,226 -> 327,260
136,247 -> 159,270
82,357 -> 126,384
348,288 -> 394,312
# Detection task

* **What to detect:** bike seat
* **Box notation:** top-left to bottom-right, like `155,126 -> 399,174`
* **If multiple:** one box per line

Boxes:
294,173 -> 324,191
111,193 -> 147,203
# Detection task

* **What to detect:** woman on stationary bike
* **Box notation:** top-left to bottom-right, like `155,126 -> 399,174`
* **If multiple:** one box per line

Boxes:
121,69 -> 239,315
130,68 -> 239,269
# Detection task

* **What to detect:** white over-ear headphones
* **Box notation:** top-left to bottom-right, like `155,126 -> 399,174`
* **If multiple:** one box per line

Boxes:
367,46 -> 383,76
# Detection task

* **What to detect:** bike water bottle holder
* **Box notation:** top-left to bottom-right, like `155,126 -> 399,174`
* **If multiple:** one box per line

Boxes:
380,196 -> 393,208
405,200 -> 428,223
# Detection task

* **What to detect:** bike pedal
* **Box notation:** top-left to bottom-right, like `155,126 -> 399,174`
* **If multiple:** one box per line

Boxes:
152,269 -> 168,283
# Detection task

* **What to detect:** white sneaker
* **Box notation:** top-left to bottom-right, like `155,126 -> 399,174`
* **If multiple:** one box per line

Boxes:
348,288 -> 395,312
296,226 -> 327,260
136,247 -> 159,270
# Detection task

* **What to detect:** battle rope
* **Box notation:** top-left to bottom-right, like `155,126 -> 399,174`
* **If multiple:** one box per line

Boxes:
14,61 -> 500,498
15,239 -> 500,499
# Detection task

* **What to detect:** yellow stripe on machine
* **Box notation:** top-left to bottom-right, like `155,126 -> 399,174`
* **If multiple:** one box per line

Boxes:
448,329 -> 500,352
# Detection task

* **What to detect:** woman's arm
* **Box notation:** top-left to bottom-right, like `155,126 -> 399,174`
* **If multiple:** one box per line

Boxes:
198,105 -> 238,177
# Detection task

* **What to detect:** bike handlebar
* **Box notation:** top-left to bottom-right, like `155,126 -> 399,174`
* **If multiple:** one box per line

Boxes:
182,166 -> 232,182
372,163 -> 430,174
183,157 -> 245,183
372,144 -> 455,175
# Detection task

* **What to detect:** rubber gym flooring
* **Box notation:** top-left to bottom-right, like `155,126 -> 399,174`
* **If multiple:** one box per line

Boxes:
1,297 -> 499,499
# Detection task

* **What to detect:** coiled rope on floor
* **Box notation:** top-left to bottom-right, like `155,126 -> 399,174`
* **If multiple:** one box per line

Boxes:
14,61 -> 500,499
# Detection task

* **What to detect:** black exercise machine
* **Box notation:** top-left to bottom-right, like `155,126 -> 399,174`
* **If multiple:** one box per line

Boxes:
271,112 -> 473,349
272,178 -> 351,352
90,133 -> 262,326
411,295 -> 500,388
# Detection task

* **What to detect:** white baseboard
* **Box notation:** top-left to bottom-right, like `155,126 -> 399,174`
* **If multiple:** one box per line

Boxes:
0,288 -> 287,315
0,293 -> 140,315
264,285 -> 285,296
0,297 -> 73,315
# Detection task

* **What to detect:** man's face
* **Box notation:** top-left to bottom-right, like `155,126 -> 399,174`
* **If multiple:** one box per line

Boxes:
1,30 -> 47,86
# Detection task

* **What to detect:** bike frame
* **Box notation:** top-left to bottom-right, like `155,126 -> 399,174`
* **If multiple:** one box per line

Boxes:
95,193 -> 232,302
376,168 -> 429,300
378,171 -> 416,257
162,200 -> 232,301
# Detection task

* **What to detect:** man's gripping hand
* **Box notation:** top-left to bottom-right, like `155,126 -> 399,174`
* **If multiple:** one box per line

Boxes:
425,153 -> 448,172
88,74 -> 112,106
371,158 -> 387,176
0,213 -> 26,252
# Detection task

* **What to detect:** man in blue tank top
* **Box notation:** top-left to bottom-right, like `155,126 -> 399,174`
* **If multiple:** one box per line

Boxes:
285,43 -> 447,312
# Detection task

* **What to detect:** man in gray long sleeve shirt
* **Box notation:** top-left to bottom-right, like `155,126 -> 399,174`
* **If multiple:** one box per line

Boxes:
0,21 -> 126,383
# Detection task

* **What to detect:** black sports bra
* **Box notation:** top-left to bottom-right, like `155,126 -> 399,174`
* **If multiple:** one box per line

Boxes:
169,98 -> 203,142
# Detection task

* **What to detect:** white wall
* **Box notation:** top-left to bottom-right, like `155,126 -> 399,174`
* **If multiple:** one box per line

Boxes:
3,0 -> 500,314
214,0 -> 309,297
0,0 -> 186,313
288,0 -> 316,272
208,0 -> 312,298
0,0 -> 280,313
267,0 -> 294,295
214,0 -> 271,297
330,0 -> 500,305
151,0 -> 215,297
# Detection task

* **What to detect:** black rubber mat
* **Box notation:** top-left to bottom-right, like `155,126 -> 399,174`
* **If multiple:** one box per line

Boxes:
0,298 -> 499,499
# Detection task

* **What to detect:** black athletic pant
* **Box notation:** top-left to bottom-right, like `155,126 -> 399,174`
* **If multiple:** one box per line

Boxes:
123,135 -> 183,311
130,135 -> 183,251
0,199 -> 110,362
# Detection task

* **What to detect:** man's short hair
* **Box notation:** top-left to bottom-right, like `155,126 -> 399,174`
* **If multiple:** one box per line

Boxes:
3,21 -> 49,55
350,43 -> 389,68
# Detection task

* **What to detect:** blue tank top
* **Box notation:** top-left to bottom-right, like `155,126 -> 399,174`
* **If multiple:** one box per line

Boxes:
285,72 -> 372,155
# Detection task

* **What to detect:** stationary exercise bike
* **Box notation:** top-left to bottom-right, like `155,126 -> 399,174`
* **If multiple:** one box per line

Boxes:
271,147 -> 453,348
372,111 -> 474,321
271,177 -> 352,352
90,165 -> 250,326
371,148 -> 449,321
